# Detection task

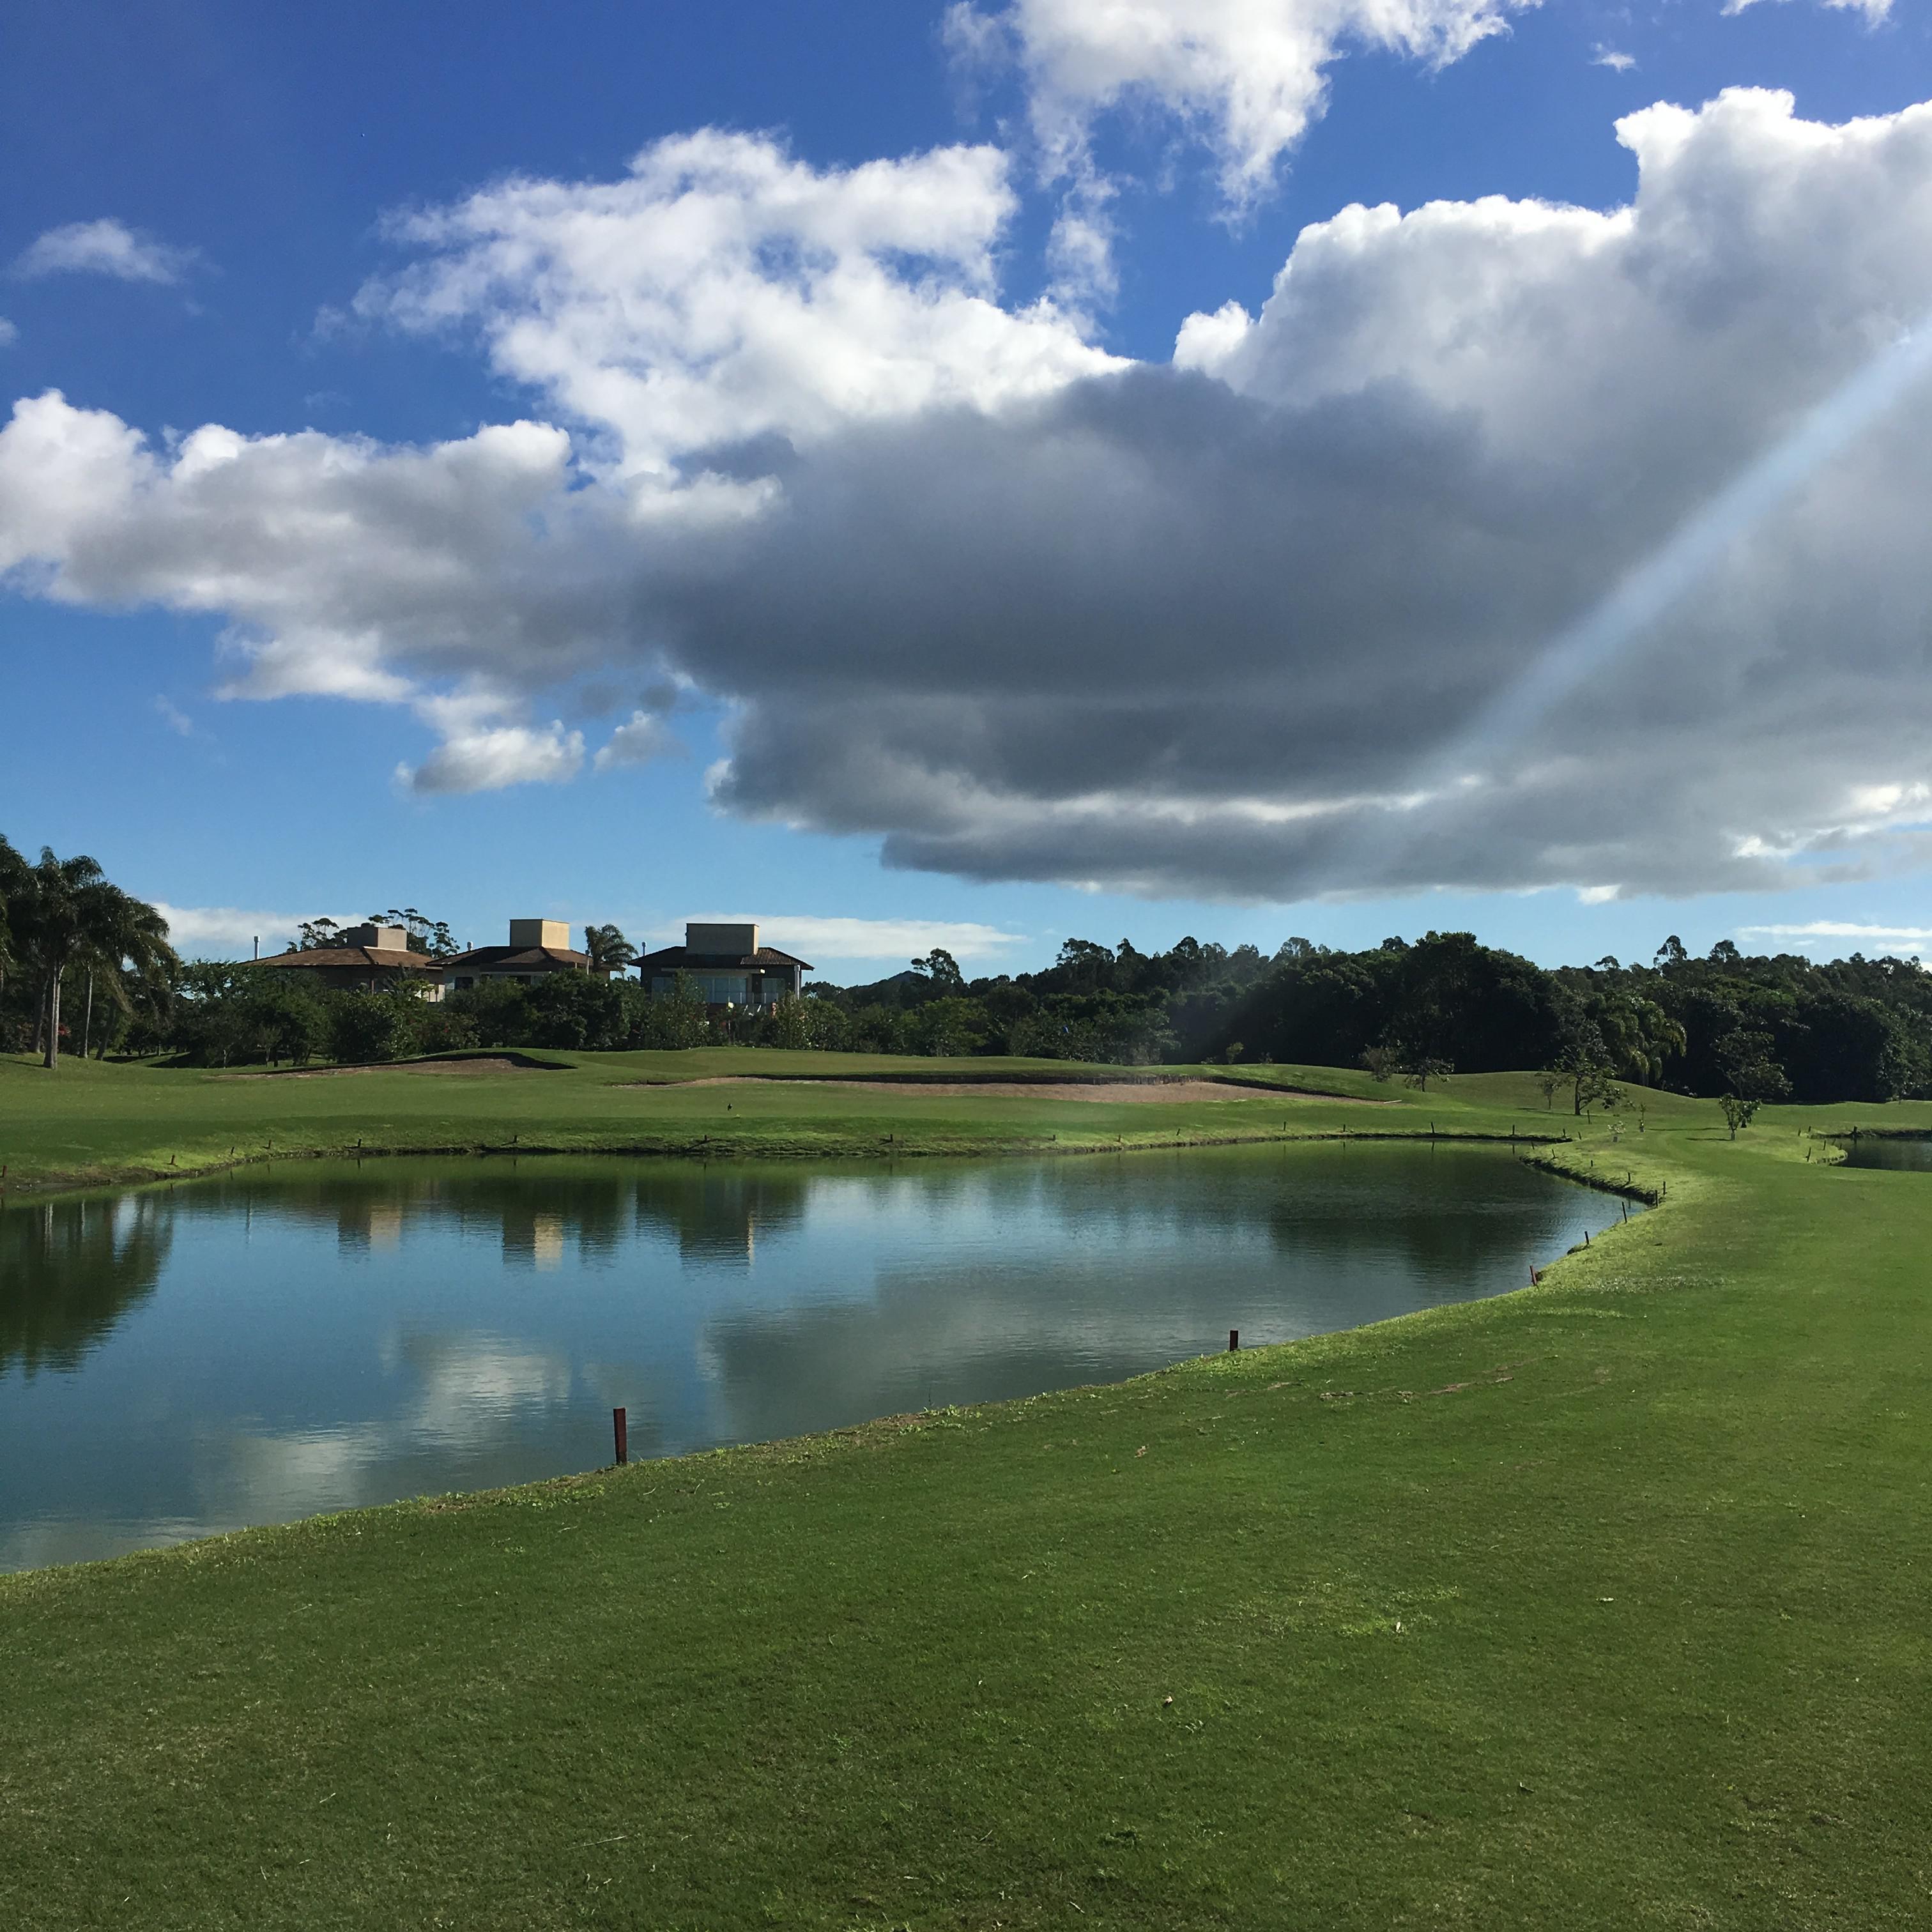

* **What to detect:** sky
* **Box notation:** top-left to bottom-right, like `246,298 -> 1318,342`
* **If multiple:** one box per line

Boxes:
5,0 -> 1932,982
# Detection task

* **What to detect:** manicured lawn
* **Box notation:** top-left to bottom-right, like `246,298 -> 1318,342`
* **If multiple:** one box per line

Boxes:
4,1064 -> 1932,1926
1,1049 -> 1574,1195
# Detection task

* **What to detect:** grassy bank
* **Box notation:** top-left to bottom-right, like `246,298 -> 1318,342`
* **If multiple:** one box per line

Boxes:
0,1048 -> 1593,1197
4,1075 -> 1932,1926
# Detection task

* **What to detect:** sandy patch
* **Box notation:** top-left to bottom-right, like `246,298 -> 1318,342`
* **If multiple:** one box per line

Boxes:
667,1077 -> 1370,1103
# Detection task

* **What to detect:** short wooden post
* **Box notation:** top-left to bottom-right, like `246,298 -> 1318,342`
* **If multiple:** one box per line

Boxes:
613,1407 -> 628,1466
1229,1329 -> 1240,1352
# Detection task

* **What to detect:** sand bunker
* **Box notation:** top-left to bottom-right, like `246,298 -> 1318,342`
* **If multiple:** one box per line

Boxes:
673,1077 -> 1369,1103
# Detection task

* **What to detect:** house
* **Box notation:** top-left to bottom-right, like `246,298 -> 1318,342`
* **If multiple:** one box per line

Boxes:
251,924 -> 447,998
441,919 -> 597,992
636,923 -> 812,1009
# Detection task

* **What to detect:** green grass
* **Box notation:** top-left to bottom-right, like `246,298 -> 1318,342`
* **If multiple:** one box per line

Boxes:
4,1063 -> 1932,1926
1,1048 -> 1586,1195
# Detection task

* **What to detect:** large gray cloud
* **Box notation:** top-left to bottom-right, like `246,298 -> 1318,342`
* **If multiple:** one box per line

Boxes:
6,93 -> 1932,901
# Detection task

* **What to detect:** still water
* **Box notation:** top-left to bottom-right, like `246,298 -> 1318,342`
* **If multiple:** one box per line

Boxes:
0,1143 -> 1627,1570
1834,1135 -> 1932,1170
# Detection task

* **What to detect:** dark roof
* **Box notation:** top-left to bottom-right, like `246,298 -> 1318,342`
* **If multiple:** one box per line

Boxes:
442,945 -> 591,972
254,947 -> 440,972
638,944 -> 813,971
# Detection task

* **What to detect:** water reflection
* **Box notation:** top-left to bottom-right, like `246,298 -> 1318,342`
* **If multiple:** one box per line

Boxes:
0,1145 -> 1630,1568
1834,1135 -> 1932,1171
0,1194 -> 172,1377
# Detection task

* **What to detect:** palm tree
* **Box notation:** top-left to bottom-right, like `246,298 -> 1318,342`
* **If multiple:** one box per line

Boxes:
583,923 -> 639,976
73,886 -> 178,1059
0,833 -> 26,1008
10,850 -> 178,1072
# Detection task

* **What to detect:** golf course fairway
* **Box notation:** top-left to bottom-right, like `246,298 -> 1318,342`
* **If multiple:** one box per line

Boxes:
2,1055 -> 1929,1929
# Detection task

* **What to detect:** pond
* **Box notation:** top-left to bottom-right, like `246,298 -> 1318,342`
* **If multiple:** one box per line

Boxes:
1832,1135 -> 1932,1170
0,1142 -> 1631,1570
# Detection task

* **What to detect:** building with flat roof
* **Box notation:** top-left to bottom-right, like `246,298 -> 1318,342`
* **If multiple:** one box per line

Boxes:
441,920 -> 597,992
636,923 -> 811,1009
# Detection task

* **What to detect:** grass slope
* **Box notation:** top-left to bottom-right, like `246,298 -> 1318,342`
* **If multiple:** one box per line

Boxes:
4,1070 -> 1932,1926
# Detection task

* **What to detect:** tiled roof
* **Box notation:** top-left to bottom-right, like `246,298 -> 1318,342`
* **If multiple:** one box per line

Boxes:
253,947 -> 440,971
442,946 -> 591,971
638,945 -> 813,970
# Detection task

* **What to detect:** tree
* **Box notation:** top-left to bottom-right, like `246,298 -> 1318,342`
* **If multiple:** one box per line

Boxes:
1359,1041 -> 1400,1082
1572,1066 -> 1622,1120
71,885 -> 176,1061
909,948 -> 965,991
1402,1054 -> 1453,1092
295,917 -> 343,952
328,988 -> 427,1065
635,973 -> 710,1050
1541,1028 -> 1618,1117
583,923 -> 638,975
367,908 -> 459,958
9,848 -> 162,1073
1719,1094 -> 1762,1139
1715,1027 -> 1791,1104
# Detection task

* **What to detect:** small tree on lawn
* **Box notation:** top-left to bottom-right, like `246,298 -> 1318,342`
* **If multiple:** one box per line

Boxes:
1402,1054 -> 1454,1092
1714,1026 -> 1789,1139
1360,1041 -> 1400,1082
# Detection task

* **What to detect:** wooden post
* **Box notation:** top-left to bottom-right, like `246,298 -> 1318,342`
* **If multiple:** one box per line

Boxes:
1229,1329 -> 1239,1352
613,1407 -> 628,1466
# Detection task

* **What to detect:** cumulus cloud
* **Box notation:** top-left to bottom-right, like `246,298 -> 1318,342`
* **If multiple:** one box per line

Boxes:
11,218 -> 197,284
594,710 -> 683,770
946,0 -> 1533,204
1592,45 -> 1636,72
402,719 -> 585,794
12,96 -> 1932,901
353,129 -> 1116,482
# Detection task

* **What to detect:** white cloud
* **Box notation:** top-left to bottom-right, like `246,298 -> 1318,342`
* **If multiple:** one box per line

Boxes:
661,915 -> 1028,962
152,903 -> 305,954
594,710 -> 683,770
0,317 -> 15,348
402,720 -> 585,794
1592,45 -> 1636,72
17,95 -> 1932,900
353,129 -> 1116,483
153,695 -> 195,737
1740,921 -> 1932,943
1724,0 -> 1890,22
11,218 -> 197,285
1738,919 -> 1932,950
947,0 -> 1533,204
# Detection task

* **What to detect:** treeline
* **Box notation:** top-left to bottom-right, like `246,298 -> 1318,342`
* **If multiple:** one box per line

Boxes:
158,966 -> 719,1066
9,829 -> 1932,1104
816,929 -> 1926,1106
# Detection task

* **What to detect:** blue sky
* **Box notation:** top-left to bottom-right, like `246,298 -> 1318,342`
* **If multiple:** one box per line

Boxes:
4,1 -> 1932,979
